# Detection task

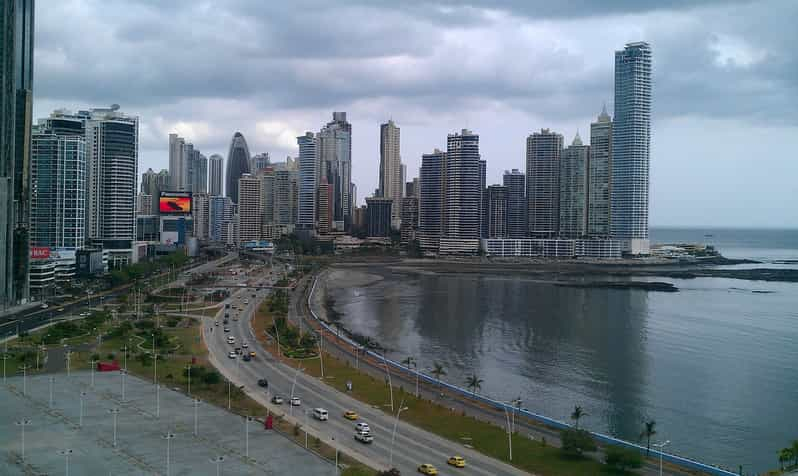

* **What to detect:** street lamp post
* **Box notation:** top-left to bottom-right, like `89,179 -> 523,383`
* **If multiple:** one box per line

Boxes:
79,391 -> 87,427
502,405 -> 513,461
389,400 -> 409,467
227,379 -> 231,410
123,344 -> 128,372
1,351 -> 10,384
186,364 -> 192,396
152,334 -> 157,384
209,456 -> 225,476
156,384 -> 160,418
90,358 -> 97,387
66,349 -> 71,377
162,431 -> 176,476
244,416 -> 253,458
653,440 -> 671,476
57,448 -> 74,476
15,419 -> 32,461
290,365 -> 303,417
19,364 -> 30,396
193,398 -> 201,437
49,376 -> 55,408
108,408 -> 120,447
382,353 -> 394,412
120,369 -> 127,402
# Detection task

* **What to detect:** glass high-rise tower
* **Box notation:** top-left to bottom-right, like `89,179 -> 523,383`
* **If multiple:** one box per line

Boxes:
225,132 -> 251,204
611,41 -> 652,254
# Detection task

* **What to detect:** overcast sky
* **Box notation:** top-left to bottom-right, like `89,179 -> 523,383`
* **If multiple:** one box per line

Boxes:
32,0 -> 797,228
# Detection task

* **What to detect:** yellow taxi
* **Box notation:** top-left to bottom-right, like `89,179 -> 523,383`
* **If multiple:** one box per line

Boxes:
249,351 -> 256,357
447,456 -> 466,468
418,464 -> 438,475
343,410 -> 359,420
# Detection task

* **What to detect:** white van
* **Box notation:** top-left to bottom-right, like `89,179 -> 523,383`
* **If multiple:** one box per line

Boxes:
312,408 -> 329,421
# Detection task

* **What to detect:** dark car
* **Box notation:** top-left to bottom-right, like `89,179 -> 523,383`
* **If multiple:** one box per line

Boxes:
243,354 -> 251,362
257,379 -> 268,388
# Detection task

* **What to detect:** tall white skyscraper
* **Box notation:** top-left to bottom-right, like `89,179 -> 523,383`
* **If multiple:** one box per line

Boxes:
611,41 -> 652,254
318,112 -> 351,231
296,132 -> 318,228
379,120 -> 403,228
526,128 -> 563,238
168,133 -> 187,191
441,129 -> 481,254
208,154 -> 223,196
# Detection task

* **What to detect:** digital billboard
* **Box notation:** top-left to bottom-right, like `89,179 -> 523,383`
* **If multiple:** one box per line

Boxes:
30,247 -> 51,260
159,191 -> 192,214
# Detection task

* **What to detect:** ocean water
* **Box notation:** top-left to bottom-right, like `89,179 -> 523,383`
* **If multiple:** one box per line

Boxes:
330,228 -> 798,473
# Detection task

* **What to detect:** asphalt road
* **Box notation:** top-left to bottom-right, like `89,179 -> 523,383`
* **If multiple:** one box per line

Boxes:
202,267 -> 527,476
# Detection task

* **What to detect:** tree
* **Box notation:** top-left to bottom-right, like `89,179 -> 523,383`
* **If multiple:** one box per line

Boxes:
465,374 -> 483,395
560,428 -> 597,457
605,446 -> 643,472
793,440 -> 798,467
571,405 -> 586,430
401,356 -> 415,369
431,362 -> 446,388
779,447 -> 792,471
202,370 -> 221,385
640,420 -> 657,457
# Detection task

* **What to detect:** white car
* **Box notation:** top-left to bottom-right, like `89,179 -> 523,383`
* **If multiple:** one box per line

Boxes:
227,351 -> 237,359
242,342 -> 248,348
355,422 -> 370,433
290,396 -> 301,406
355,431 -> 373,444
40,303 -> 49,309
227,336 -> 235,344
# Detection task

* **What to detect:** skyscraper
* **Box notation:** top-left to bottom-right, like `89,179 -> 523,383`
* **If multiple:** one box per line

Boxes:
485,185 -> 508,238
612,41 -> 652,254
589,106 -> 612,237
250,153 -> 270,175
559,133 -> 590,237
526,128 -> 563,238
296,132 -> 318,228
209,195 -> 232,242
418,149 -> 446,253
30,124 -> 86,250
141,168 -> 170,214
400,196 -> 418,244
366,197 -> 392,238
441,130 -> 481,254
1,0 -> 34,305
208,154 -> 223,196
189,152 -> 207,194
479,159 -> 487,237
83,106 -> 139,266
192,193 -> 210,240
273,167 -> 298,226
237,174 -> 262,243
168,133 -> 187,191
502,169 -> 526,238
317,177 -> 332,235
225,132 -> 251,204
379,120 -> 403,228
318,112 -> 352,230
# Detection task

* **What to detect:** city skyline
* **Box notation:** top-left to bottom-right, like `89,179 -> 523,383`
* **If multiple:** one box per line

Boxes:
29,0 -> 798,228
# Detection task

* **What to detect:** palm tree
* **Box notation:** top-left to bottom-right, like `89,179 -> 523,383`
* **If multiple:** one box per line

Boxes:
778,448 -> 792,471
465,374 -> 483,395
792,440 -> 798,468
640,420 -> 657,456
401,356 -> 416,369
431,362 -> 446,388
571,405 -> 586,430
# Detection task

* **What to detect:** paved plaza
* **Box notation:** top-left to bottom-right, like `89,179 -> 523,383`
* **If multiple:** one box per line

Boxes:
0,371 -> 333,475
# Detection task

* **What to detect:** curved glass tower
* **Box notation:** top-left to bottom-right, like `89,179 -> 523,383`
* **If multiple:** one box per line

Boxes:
225,132 -> 251,204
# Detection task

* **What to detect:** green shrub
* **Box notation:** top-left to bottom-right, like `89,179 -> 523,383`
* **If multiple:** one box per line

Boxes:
604,446 -> 643,472
560,428 -> 597,456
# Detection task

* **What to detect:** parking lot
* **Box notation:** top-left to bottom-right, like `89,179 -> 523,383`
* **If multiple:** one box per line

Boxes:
0,371 -> 333,475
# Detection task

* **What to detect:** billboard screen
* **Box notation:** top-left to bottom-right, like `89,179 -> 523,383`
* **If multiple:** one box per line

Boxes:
159,191 -> 192,214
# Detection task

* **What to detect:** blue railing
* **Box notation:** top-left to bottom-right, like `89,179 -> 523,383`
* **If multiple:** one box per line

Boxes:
306,275 -> 738,476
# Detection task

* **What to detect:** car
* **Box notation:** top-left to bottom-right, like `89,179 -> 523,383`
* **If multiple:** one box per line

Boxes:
57,308 -> 65,312
447,456 -> 466,468
355,432 -> 373,444
252,293 -> 257,298
223,327 -> 230,333
242,342 -> 248,348
227,351 -> 237,359
343,411 -> 358,421
289,396 -> 301,406
257,379 -> 268,388
79,312 -> 89,317
227,336 -> 235,343
313,408 -> 329,421
214,321 -> 219,326
223,319 -> 229,324
418,464 -> 438,475
40,303 -> 49,309
271,396 -> 284,404
243,354 -> 251,362
249,351 -> 256,357
234,347 -> 242,354
232,317 -> 239,321
355,422 -> 370,433
224,312 -> 229,318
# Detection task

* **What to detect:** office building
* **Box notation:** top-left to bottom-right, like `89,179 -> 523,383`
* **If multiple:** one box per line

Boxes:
209,195 -> 233,242
400,196 -> 418,244
318,112 -> 352,230
1,0 -> 34,305
168,134 -> 188,191
250,152 -> 270,174
479,159 -> 487,237
317,177 -> 332,235
405,179 -> 419,198
296,132 -> 318,228
418,149 -> 446,253
237,174 -> 262,243
225,131 -> 251,204
440,130 -> 481,254
136,194 -> 152,216
192,193 -> 210,240
526,128 -> 563,238
273,168 -> 298,226
366,197 -> 392,238
612,41 -> 652,254
559,133 -> 590,238
486,185 -> 508,238
141,168 -> 170,214
208,154 -> 223,196
136,215 -> 159,242
379,120 -> 403,228
30,126 -> 86,250
502,169 -> 526,238
589,106 -> 612,237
